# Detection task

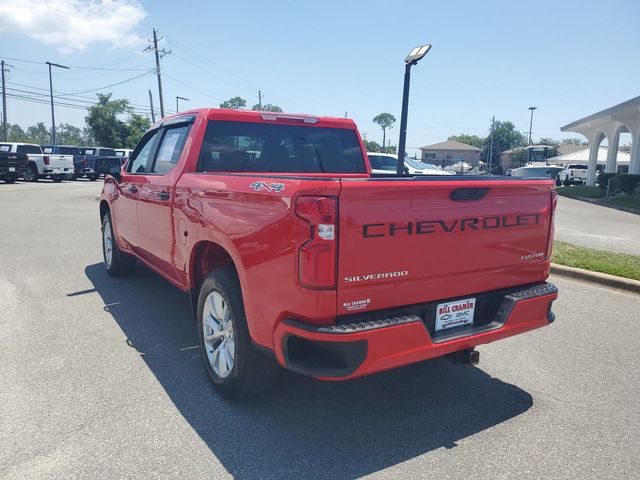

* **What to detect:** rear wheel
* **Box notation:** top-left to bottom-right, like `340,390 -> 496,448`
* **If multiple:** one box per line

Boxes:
88,173 -> 98,181
3,175 -> 17,184
101,212 -> 135,276
22,166 -> 39,182
198,267 -> 278,400
52,175 -> 63,183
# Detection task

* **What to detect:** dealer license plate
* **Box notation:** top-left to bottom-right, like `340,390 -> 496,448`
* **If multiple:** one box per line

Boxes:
435,298 -> 476,331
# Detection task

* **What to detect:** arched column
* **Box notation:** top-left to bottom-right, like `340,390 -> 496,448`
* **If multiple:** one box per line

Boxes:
586,131 -> 605,185
605,125 -> 624,173
630,125 -> 640,175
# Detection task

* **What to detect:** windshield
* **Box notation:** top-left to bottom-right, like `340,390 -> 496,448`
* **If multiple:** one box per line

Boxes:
59,147 -> 79,155
81,149 -> 96,156
115,151 -> 125,157
99,148 -> 116,156
197,121 -> 366,173
405,158 -> 427,169
17,145 -> 43,155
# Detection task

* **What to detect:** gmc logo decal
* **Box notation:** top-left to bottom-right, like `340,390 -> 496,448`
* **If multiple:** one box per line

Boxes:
363,213 -> 541,238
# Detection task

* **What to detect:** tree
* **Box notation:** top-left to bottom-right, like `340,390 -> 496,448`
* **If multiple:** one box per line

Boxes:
252,103 -> 283,112
26,122 -> 51,144
220,96 -> 247,109
7,123 -> 28,142
372,113 -> 396,150
85,93 -> 150,148
561,138 -> 588,146
484,121 -> 527,167
448,134 -> 484,149
363,140 -> 381,152
57,123 -> 88,146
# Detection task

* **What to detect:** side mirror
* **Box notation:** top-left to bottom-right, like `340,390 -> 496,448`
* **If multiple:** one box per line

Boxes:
108,165 -> 122,183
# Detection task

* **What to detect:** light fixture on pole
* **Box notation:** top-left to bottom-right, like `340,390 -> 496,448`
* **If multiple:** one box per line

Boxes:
176,96 -> 189,113
46,61 -> 70,145
396,44 -> 431,174
528,106 -> 537,146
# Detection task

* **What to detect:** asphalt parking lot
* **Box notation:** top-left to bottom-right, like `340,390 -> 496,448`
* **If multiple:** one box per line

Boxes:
1,180 -> 639,479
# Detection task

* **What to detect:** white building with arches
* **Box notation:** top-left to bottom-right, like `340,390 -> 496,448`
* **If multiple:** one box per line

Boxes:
561,96 -> 640,185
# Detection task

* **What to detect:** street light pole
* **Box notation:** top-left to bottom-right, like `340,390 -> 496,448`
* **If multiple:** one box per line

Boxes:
46,61 -> 70,145
176,96 -> 189,113
396,45 -> 431,174
528,106 -> 537,146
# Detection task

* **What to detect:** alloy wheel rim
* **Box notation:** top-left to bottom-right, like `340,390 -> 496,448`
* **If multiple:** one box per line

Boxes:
103,221 -> 113,266
202,291 -> 235,379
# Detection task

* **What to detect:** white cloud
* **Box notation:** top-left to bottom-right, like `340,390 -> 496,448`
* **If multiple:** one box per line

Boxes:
0,0 -> 147,53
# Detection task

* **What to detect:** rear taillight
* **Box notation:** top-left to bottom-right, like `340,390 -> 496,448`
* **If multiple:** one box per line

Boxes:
546,190 -> 557,259
569,169 -> 574,176
43,156 -> 50,165
295,196 -> 338,289
83,157 -> 88,166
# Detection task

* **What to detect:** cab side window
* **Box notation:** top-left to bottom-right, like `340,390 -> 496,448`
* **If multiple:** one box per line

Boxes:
127,130 -> 160,174
151,125 -> 190,175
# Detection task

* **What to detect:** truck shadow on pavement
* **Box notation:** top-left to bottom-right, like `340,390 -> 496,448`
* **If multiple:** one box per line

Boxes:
83,263 -> 533,480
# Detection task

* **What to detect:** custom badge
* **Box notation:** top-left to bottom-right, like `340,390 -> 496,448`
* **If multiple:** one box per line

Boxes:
249,182 -> 285,193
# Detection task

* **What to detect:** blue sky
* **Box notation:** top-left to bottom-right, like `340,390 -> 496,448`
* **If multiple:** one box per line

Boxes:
1,0 -> 638,154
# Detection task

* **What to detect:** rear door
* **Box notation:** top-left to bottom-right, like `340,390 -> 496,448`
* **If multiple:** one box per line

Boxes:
336,178 -> 554,315
136,120 -> 192,282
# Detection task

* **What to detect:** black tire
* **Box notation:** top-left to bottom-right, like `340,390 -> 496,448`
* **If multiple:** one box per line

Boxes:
52,175 -> 63,183
3,175 -> 17,184
563,177 -> 570,187
88,174 -> 98,181
23,165 -> 39,182
101,212 -> 135,276
197,267 -> 278,400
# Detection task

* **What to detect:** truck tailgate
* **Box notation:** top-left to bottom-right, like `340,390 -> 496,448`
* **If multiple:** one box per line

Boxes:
337,178 -> 554,315
48,154 -> 74,169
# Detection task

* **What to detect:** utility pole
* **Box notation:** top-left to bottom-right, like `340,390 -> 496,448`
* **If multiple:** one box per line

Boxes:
488,115 -> 495,175
146,28 -> 170,118
46,61 -> 70,145
528,106 -> 537,146
1,60 -> 11,142
148,89 -> 156,123
176,95 -> 189,113
258,90 -> 262,110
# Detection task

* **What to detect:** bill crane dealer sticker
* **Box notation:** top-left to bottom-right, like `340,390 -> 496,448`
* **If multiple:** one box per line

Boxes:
249,182 -> 285,193
343,298 -> 371,312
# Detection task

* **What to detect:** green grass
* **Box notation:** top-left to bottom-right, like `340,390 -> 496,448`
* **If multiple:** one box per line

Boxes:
555,185 -> 604,199
606,193 -> 640,210
552,241 -> 640,281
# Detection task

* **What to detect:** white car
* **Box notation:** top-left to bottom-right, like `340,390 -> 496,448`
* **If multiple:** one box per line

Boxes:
114,148 -> 133,164
367,153 -> 455,175
0,142 -> 74,182
557,164 -> 587,185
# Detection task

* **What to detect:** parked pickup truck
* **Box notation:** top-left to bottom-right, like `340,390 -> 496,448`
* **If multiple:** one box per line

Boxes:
42,145 -> 80,180
557,163 -> 587,186
100,109 -> 559,399
1,142 -> 74,182
0,147 -> 28,183
76,147 -> 122,180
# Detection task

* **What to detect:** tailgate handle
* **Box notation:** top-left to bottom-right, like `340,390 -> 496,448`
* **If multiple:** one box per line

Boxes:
450,188 -> 489,201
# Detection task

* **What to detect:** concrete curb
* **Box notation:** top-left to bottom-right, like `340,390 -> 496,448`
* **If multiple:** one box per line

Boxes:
556,192 -> 640,216
551,263 -> 640,294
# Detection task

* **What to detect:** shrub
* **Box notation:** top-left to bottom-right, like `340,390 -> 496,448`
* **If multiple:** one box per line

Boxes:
596,172 -> 617,190
616,174 -> 640,194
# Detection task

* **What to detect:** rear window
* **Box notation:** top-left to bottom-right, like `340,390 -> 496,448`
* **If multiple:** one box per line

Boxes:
115,151 -> 125,157
42,147 -> 54,154
197,121 -> 366,173
99,148 -> 116,156
1,144 -> 11,152
17,145 -> 43,155
59,147 -> 79,155
81,149 -> 95,156
368,155 -> 397,171
569,164 -> 587,169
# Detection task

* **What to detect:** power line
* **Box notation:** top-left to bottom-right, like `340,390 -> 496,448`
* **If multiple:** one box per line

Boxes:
0,56 -> 152,72
64,71 -> 155,95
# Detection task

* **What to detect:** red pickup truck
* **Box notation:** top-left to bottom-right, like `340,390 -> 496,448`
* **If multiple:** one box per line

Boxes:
99,109 -> 558,399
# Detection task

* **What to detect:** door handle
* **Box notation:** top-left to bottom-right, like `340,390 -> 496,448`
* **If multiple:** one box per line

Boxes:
127,186 -> 138,194
157,190 -> 170,201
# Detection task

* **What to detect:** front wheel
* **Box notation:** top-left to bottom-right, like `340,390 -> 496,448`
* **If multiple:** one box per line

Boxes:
198,268 -> 278,400
101,212 -> 135,276
88,173 -> 98,181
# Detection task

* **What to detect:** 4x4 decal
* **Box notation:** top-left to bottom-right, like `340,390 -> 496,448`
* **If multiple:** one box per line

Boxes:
249,182 -> 285,193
